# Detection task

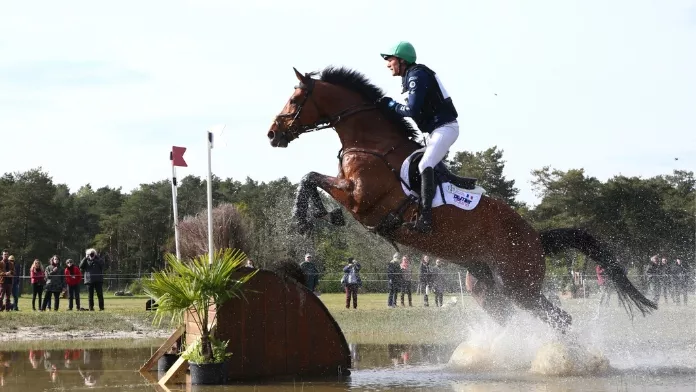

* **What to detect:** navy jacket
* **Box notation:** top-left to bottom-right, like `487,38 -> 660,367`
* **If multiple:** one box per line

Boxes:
390,64 -> 458,133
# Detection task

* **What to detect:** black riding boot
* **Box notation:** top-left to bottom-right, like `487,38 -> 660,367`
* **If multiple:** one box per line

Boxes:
406,167 -> 435,234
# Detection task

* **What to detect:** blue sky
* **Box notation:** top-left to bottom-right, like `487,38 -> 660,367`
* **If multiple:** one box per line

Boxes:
1,0 -> 694,206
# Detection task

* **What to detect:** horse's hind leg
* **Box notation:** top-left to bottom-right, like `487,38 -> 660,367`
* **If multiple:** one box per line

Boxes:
466,267 -> 514,326
516,294 -> 572,334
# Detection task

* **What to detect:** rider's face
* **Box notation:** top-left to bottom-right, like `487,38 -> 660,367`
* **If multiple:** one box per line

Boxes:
386,57 -> 401,76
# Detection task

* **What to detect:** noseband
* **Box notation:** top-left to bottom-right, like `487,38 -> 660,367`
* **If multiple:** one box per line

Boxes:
274,75 -> 377,140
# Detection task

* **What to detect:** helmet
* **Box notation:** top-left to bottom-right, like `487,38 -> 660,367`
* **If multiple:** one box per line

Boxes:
380,41 -> 417,64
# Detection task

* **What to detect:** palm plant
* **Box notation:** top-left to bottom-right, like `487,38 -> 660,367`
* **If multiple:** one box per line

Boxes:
143,248 -> 257,364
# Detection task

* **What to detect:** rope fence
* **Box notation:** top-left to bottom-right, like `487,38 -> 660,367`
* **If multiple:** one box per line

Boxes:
3,272 -> 692,298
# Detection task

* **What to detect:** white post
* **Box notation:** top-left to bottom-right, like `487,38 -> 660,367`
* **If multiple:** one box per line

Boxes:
458,271 -> 465,305
207,131 -> 214,265
170,154 -> 181,261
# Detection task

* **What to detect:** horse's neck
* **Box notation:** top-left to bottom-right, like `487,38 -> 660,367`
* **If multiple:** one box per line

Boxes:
336,117 -> 415,155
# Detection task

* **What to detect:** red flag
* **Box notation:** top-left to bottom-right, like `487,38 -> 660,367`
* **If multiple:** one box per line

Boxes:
171,146 -> 188,167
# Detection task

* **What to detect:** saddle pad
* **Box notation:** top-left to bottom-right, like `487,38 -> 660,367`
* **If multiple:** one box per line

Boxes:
399,153 -> 486,211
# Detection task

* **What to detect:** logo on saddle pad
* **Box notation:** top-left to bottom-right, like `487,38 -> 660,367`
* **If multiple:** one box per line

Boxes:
448,184 -> 476,206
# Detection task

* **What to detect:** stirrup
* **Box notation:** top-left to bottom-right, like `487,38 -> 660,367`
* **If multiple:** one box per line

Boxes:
404,217 -> 432,234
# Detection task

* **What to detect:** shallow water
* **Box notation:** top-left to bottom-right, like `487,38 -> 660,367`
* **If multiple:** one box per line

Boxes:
1,299 -> 694,391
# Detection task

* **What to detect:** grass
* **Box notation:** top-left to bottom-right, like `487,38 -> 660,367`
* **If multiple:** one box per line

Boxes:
0,295 -> 172,333
320,293 -> 474,344
1,292 -> 473,346
3,291 -> 688,349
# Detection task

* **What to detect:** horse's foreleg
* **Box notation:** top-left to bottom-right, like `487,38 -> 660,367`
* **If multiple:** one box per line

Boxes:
292,172 -> 352,234
466,268 -> 514,326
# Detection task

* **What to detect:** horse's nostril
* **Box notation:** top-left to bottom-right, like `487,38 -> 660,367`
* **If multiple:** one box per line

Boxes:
267,131 -> 275,140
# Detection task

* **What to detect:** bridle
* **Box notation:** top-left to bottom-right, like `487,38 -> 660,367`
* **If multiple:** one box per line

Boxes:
274,75 -> 377,141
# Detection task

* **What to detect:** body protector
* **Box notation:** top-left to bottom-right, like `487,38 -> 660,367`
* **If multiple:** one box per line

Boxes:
392,64 -> 458,133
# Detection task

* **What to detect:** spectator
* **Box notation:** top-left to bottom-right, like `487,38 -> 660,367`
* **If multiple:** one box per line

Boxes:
30,259 -> 45,311
65,259 -> 82,311
646,255 -> 661,302
420,255 -> 432,307
431,259 -> 446,307
671,258 -> 689,305
300,253 -> 319,293
659,257 -> 671,304
42,255 -> 64,311
80,248 -> 105,311
11,259 -> 21,311
245,258 -> 255,268
342,257 -> 361,309
386,253 -> 401,308
0,250 -> 14,311
596,264 -> 612,304
400,255 -> 413,307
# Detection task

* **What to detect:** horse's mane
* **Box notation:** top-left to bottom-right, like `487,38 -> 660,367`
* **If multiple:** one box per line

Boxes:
308,66 -> 422,144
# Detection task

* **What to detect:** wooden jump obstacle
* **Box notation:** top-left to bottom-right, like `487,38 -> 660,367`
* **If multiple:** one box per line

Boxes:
140,267 -> 352,386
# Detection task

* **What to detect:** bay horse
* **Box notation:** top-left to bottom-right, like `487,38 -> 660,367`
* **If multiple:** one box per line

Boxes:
266,66 -> 657,333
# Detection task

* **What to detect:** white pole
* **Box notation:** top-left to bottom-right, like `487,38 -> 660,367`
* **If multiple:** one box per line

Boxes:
170,156 -> 181,261
458,271 -> 465,306
207,131 -> 214,265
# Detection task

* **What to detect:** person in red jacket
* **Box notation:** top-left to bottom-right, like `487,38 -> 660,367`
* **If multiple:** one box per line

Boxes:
65,259 -> 83,311
30,259 -> 46,311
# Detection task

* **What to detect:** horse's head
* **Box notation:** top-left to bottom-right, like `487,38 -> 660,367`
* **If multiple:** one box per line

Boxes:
267,68 -> 327,148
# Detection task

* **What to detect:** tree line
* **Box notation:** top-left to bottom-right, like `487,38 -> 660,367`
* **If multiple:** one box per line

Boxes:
0,146 -> 692,291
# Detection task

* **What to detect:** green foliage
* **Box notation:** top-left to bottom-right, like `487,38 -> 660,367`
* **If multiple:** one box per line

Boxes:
0,149 -> 691,288
126,278 -> 145,295
142,248 -> 257,363
181,336 -> 232,364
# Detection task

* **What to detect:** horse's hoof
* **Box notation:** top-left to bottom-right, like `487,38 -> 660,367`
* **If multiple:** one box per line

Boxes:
329,208 -> 345,226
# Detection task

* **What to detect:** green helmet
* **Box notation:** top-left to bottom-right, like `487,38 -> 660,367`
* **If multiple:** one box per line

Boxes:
380,41 -> 417,64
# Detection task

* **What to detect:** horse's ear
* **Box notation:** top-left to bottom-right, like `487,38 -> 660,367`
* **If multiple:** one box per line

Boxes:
293,67 -> 306,84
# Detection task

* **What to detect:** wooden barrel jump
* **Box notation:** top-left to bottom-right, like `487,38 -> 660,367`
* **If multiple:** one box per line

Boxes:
143,266 -> 351,384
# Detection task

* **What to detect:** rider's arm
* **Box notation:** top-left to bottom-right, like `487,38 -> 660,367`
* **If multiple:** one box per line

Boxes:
391,69 -> 430,118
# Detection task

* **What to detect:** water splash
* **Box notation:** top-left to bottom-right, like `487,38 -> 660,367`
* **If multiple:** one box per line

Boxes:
447,312 -> 610,376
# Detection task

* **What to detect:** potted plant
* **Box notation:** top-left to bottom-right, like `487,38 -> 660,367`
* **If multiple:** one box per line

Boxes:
157,340 -> 181,374
144,248 -> 257,385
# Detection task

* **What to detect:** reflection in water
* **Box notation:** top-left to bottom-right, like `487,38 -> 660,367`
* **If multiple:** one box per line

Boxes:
1,347 -> 132,390
0,337 -> 693,391
351,343 -> 455,370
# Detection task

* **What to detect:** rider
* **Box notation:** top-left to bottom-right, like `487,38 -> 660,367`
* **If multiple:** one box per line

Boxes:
376,41 -> 459,234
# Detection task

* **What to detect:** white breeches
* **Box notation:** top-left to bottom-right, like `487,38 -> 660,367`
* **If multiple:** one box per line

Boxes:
418,121 -> 460,173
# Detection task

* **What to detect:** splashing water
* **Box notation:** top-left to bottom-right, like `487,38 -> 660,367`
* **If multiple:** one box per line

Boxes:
447,312 -> 610,376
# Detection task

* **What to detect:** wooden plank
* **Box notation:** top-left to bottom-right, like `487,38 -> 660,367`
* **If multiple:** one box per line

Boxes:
262,274 -> 287,377
220,297 -> 245,379
139,370 -> 175,392
241,279 -> 266,378
158,356 -> 188,386
139,325 -> 185,372
294,287 -> 312,374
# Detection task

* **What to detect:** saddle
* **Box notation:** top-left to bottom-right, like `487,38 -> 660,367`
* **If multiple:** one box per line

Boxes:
407,151 -> 477,194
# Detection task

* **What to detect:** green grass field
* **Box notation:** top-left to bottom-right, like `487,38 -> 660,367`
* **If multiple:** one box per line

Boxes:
1,293 -> 472,347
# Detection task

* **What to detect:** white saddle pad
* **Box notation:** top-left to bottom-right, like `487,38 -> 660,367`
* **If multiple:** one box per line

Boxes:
399,150 -> 486,211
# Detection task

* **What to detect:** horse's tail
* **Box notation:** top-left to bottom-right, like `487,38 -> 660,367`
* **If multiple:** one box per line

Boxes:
539,228 -> 658,317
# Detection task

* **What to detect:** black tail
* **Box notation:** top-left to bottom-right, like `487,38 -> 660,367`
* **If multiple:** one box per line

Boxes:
539,228 -> 657,317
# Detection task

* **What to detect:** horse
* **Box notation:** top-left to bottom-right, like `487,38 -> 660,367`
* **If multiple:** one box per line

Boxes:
266,65 -> 657,333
